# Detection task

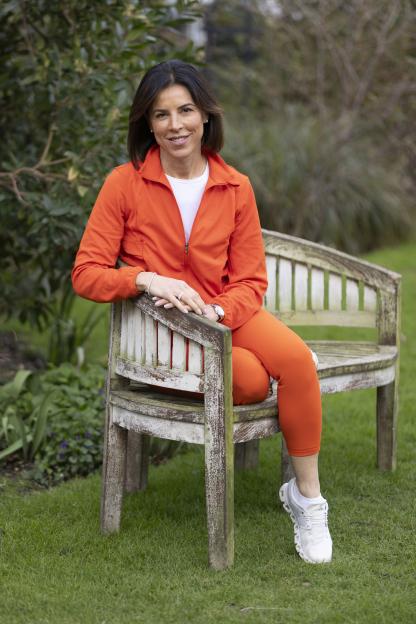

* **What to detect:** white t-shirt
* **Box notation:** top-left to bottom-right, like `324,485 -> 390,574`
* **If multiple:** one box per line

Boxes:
166,162 -> 209,243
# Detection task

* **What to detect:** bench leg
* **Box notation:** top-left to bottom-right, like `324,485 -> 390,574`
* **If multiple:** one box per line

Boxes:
205,433 -> 234,570
124,432 -> 150,492
235,440 -> 260,470
101,405 -> 127,533
281,436 -> 295,485
377,381 -> 398,471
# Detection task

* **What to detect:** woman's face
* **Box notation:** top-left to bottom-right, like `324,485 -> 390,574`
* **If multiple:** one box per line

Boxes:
149,84 -> 207,164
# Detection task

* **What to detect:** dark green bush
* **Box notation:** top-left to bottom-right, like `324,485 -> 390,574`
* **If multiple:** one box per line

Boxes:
31,364 -> 106,485
0,364 -> 189,486
0,364 -> 105,485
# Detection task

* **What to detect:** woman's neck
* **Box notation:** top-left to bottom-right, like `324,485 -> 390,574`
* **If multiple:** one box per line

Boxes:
160,150 -> 207,179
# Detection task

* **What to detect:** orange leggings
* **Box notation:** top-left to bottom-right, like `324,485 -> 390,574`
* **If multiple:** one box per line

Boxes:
232,309 -> 322,457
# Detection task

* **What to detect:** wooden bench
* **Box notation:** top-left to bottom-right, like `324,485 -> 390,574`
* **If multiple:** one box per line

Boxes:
101,229 -> 401,570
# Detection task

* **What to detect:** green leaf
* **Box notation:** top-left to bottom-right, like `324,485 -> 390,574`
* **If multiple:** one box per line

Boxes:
0,370 -> 32,401
32,391 -> 58,456
0,438 -> 24,461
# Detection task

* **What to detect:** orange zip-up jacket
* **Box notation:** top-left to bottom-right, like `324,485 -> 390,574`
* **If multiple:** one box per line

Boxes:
71,146 -> 268,330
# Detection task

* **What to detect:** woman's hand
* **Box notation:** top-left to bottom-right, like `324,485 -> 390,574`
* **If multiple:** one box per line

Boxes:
137,273 -> 205,315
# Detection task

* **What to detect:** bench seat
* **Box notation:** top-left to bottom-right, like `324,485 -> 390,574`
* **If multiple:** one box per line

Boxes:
109,340 -> 398,446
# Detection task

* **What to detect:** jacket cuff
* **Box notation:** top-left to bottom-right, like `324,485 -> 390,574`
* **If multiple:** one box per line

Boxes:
120,266 -> 146,299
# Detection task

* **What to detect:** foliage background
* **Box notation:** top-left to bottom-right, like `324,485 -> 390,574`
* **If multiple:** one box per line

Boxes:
0,0 -> 201,329
205,0 -> 415,251
1,0 -> 415,331
1,0 -> 415,479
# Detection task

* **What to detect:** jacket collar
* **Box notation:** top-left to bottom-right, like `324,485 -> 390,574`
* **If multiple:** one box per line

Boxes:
137,145 -> 241,189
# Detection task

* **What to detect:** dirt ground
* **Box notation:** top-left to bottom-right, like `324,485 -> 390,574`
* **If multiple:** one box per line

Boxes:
0,331 -> 45,385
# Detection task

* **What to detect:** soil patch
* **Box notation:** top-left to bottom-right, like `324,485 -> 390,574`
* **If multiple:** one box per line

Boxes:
0,331 -> 45,384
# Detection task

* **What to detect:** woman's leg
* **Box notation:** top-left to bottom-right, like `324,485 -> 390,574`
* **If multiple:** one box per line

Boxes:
232,309 -> 322,489
232,309 -> 331,563
232,346 -> 271,406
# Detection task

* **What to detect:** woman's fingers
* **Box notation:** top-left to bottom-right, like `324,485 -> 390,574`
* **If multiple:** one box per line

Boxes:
154,296 -> 190,313
149,277 -> 205,315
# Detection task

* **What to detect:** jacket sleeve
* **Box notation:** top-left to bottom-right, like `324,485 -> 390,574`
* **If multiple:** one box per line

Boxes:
207,177 -> 268,330
71,169 -> 146,302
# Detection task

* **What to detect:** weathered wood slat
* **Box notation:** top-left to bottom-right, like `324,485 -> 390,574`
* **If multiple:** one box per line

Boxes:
113,405 -> 204,443
346,279 -> 360,311
127,301 -> 135,359
329,273 -> 342,311
278,258 -> 292,311
364,285 -> 377,312
311,268 -> 324,310
275,309 -> 376,327
233,418 -> 279,443
172,332 -> 186,370
319,365 -> 395,394
295,263 -> 308,311
120,300 -> 128,357
265,255 -> 277,310
115,357 -> 204,392
145,314 -> 156,366
133,306 -> 143,362
189,340 -> 203,374
157,323 -> 170,367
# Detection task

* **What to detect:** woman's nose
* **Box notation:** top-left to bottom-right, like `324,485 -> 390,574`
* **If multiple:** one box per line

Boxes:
168,113 -> 183,131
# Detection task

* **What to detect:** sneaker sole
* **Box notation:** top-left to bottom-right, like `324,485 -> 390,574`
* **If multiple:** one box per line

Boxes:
279,483 -> 330,565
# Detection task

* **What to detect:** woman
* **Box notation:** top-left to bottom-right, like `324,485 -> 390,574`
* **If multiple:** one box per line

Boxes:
72,60 -> 332,564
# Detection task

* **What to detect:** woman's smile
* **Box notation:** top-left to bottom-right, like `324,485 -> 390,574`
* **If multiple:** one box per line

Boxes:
167,134 -> 191,145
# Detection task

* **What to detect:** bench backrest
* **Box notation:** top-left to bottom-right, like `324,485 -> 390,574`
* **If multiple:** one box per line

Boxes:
109,230 -> 401,392
263,230 -> 400,341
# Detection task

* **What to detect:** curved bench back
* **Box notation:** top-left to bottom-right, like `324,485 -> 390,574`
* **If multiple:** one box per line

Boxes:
262,229 -> 400,340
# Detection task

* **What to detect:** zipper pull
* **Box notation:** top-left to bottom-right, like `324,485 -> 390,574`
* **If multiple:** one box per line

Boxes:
185,243 -> 189,255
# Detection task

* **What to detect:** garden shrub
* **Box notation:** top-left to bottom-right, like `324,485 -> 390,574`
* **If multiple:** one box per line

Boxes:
0,363 -> 189,486
0,363 -> 105,486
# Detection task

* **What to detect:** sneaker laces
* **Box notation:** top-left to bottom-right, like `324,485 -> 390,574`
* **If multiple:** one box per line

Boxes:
300,502 -> 329,537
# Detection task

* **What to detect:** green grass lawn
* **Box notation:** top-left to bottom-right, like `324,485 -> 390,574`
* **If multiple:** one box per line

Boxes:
1,242 -> 416,624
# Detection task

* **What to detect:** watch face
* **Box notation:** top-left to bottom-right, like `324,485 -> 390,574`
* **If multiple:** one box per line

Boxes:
213,304 -> 224,320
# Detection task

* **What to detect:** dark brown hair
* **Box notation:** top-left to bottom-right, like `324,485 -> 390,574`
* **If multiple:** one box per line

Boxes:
128,60 -> 224,167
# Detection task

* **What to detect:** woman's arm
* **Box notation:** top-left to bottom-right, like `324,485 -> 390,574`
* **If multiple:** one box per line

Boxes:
205,177 -> 268,330
72,169 -> 206,316
71,169 -> 146,302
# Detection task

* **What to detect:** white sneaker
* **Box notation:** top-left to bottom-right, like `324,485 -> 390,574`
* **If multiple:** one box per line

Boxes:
279,478 -> 332,564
